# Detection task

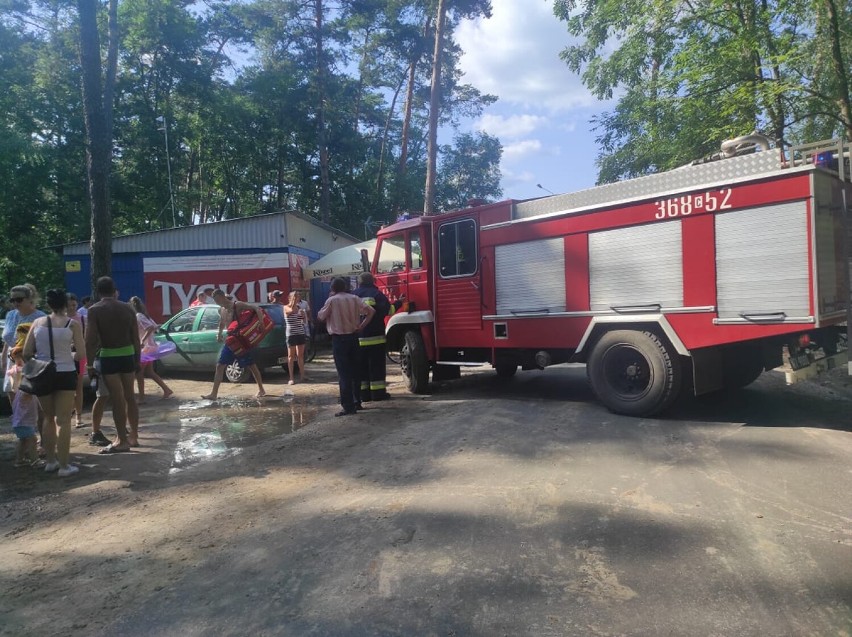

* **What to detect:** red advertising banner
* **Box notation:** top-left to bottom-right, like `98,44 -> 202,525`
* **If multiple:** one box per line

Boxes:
143,253 -> 290,322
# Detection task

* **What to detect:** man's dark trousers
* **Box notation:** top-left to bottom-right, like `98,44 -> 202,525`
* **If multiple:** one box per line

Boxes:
331,333 -> 361,413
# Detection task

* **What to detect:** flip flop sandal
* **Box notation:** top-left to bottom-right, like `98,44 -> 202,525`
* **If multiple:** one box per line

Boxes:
99,443 -> 130,454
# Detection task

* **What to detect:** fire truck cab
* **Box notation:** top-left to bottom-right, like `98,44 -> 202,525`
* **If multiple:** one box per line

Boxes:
372,137 -> 851,417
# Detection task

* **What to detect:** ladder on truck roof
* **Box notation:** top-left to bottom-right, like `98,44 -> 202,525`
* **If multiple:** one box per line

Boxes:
513,138 -> 851,220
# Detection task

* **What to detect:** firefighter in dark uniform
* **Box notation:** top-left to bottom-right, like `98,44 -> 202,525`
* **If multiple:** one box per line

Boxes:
353,272 -> 391,401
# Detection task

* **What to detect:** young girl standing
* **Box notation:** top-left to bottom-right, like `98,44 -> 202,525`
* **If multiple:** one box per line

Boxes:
284,291 -> 309,385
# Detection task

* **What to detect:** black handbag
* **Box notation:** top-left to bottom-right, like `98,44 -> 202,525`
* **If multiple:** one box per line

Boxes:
19,320 -> 57,396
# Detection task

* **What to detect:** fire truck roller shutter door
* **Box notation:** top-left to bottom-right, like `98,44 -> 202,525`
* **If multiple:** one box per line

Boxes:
589,222 -> 684,312
715,201 -> 810,320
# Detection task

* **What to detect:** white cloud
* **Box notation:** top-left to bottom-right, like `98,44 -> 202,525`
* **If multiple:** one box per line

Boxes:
501,166 -> 536,185
452,1 -> 605,198
476,113 -> 548,139
456,0 -> 595,112
503,139 -> 543,159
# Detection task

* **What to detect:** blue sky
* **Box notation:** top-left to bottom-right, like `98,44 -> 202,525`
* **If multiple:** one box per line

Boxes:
455,0 -> 610,201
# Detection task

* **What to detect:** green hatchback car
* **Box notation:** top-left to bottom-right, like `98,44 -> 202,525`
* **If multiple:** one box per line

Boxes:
153,303 -> 288,382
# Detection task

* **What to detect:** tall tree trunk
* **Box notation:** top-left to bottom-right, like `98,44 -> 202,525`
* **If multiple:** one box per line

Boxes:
378,74 -> 405,197
104,0 -> 118,135
78,0 -> 112,294
424,0 -> 446,215
395,16 -> 430,213
395,58 -> 418,208
315,0 -> 331,223
824,0 -> 852,139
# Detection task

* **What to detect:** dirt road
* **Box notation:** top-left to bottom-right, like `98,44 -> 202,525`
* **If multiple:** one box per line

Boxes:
1,356 -> 851,636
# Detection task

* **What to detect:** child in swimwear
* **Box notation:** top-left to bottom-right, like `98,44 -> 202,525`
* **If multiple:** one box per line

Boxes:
8,345 -> 38,466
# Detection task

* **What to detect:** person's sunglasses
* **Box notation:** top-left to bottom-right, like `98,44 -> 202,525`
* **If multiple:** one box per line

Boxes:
11,297 -> 25,303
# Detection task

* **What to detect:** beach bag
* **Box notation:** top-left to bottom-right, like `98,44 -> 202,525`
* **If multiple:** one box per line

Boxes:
20,321 -> 57,396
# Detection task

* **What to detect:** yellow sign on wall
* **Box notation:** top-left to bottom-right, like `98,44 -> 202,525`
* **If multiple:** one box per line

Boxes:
65,260 -> 81,272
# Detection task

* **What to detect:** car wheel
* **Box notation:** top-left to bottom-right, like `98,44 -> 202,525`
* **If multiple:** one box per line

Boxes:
225,360 -> 249,383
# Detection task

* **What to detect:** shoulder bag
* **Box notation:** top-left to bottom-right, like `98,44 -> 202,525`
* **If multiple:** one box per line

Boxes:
20,320 -> 57,396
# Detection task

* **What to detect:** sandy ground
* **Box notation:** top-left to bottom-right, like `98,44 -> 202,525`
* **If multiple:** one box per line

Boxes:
0,355 -> 351,635
1,355 -> 850,636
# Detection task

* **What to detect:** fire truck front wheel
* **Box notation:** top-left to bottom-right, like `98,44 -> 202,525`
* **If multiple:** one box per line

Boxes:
587,330 -> 681,417
400,330 -> 430,394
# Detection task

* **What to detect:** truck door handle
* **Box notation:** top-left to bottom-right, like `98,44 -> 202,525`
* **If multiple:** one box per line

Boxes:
610,303 -> 662,313
738,311 -> 788,321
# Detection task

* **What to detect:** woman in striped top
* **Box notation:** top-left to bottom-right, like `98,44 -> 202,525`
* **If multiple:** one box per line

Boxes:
284,291 -> 309,384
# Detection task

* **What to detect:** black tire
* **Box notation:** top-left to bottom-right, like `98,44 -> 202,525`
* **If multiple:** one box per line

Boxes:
224,360 -> 249,383
400,330 -> 430,394
304,337 -> 316,363
587,330 -> 681,416
495,362 -> 517,378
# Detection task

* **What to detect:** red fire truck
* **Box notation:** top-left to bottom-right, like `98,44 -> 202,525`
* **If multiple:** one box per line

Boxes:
372,136 -> 851,416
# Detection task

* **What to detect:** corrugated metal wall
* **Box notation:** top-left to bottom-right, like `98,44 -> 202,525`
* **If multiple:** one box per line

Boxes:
286,214 -> 353,256
63,211 -> 357,256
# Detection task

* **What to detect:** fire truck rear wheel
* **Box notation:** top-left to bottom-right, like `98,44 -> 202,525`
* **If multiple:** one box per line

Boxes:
587,330 -> 681,417
225,360 -> 249,383
401,330 -> 430,394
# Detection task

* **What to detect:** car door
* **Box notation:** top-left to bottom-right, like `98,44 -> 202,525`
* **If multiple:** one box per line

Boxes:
190,307 -> 224,366
159,308 -> 202,370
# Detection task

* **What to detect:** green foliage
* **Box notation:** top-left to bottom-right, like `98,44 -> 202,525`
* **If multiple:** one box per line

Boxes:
555,0 -> 852,181
0,0 -> 503,295
436,131 -> 502,210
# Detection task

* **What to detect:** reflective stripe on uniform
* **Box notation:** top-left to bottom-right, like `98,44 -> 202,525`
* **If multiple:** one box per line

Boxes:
369,380 -> 386,391
362,297 -> 376,307
359,335 -> 387,346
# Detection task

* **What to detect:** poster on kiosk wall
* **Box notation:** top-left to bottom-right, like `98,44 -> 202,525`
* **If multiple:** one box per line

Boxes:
143,253 -> 290,322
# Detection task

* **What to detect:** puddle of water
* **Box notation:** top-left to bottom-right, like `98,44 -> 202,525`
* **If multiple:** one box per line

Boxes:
170,395 -> 319,473
0,393 -> 321,490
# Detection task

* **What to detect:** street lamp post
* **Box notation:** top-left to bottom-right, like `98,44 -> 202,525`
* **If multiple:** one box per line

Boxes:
157,115 -> 177,227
